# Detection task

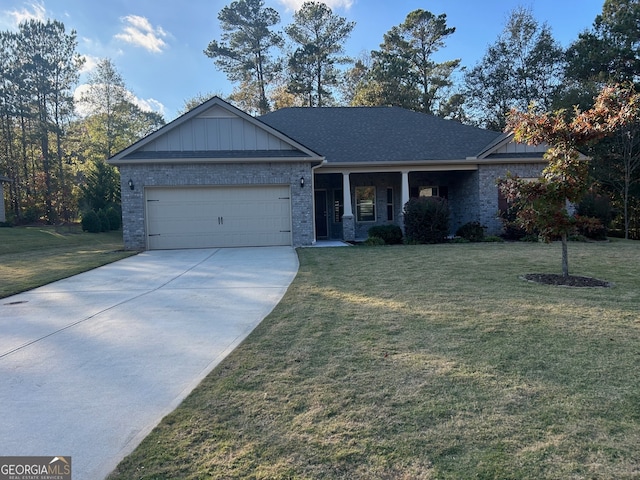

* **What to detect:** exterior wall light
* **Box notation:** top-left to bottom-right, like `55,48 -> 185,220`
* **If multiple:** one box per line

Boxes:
128,179 -> 135,190
300,176 -> 305,188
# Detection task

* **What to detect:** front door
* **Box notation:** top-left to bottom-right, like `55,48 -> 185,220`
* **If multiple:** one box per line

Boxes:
314,190 -> 328,239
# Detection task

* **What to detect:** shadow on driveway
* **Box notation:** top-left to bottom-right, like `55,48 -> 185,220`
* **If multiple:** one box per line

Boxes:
0,247 -> 298,479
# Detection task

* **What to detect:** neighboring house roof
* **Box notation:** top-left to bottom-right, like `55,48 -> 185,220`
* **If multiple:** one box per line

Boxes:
260,106 -> 504,164
109,97 -> 324,165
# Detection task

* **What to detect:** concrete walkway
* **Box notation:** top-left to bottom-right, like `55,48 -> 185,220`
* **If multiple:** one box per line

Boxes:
0,247 -> 298,479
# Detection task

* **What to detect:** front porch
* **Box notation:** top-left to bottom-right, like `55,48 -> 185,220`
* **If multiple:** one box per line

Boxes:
313,169 -> 482,242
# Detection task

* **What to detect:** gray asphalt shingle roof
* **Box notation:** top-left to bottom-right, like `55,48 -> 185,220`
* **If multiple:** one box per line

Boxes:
259,106 -> 503,164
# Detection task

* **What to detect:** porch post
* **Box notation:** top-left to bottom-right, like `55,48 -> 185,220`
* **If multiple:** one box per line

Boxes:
342,172 -> 355,241
399,170 -> 410,233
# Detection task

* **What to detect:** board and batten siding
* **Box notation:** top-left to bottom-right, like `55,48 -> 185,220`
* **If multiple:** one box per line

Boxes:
493,141 -> 548,155
140,105 -> 295,153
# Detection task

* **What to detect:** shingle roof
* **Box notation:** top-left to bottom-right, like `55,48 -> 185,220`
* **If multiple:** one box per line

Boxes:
259,106 -> 503,164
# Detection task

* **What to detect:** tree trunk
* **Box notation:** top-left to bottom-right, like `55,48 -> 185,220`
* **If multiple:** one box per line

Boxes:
561,233 -> 569,278
624,163 -> 630,240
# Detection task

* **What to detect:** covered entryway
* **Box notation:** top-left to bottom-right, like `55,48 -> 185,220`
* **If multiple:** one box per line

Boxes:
145,185 -> 292,249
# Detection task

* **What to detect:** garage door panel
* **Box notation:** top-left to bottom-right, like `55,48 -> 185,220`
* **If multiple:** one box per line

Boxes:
146,186 -> 291,249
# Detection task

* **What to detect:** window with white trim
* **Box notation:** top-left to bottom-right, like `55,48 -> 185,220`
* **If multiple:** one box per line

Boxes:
386,187 -> 393,221
356,186 -> 376,222
419,186 -> 439,197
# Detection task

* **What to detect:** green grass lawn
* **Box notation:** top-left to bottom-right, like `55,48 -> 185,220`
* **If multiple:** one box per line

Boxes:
107,240 -> 640,479
0,225 -> 135,298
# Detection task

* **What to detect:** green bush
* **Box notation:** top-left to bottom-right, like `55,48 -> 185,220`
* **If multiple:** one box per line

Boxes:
449,237 -> 470,243
105,206 -> 121,230
456,221 -> 486,242
575,215 -> 607,240
483,235 -> 504,242
367,225 -> 403,245
81,210 -> 101,233
97,210 -> 110,232
22,205 -> 42,224
403,197 -> 450,244
498,204 -> 528,240
364,236 -> 385,246
577,193 -> 613,232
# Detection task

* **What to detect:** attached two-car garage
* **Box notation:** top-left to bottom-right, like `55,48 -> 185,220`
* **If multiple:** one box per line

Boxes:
110,97 -> 323,250
145,185 -> 292,250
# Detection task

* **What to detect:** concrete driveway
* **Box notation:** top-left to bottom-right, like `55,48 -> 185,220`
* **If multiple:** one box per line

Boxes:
0,247 -> 298,479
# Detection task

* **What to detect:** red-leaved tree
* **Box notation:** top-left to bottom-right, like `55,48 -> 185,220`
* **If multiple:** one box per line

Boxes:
499,84 -> 640,277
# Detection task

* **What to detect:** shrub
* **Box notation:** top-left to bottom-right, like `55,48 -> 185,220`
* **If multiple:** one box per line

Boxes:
575,215 -> 607,240
403,197 -> 450,244
520,234 -> 541,242
577,193 -> 613,232
22,205 -> 42,224
450,237 -> 470,243
456,221 -> 486,242
105,206 -> 121,230
97,209 -> 110,232
498,205 -> 528,240
81,210 -> 101,233
483,235 -> 504,242
364,236 -> 385,246
367,225 -> 403,245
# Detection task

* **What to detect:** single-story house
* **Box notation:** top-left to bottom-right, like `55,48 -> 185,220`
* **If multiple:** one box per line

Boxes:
0,176 -> 11,223
108,96 -> 547,250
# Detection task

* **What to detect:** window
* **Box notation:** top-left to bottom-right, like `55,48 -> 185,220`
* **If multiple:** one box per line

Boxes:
419,186 -> 439,197
386,187 -> 393,221
333,190 -> 343,223
356,186 -> 376,222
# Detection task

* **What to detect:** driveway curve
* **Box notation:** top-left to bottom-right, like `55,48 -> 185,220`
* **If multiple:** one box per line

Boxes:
0,247 -> 298,479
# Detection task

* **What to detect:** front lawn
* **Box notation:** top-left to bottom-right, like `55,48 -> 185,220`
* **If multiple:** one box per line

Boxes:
108,240 -> 640,479
0,225 -> 135,298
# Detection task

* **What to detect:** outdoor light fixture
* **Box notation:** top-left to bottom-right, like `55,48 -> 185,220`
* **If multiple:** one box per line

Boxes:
300,176 -> 305,188
128,179 -> 134,190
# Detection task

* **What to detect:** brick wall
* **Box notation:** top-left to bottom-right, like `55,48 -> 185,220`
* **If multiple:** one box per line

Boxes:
118,161 -> 314,250
449,170 -> 479,235
477,163 -> 546,235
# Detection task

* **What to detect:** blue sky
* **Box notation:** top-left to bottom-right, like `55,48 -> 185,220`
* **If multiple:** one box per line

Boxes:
1,0 -> 604,121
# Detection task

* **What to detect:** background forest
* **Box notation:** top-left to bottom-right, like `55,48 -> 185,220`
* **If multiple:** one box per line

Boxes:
1,0 -> 638,238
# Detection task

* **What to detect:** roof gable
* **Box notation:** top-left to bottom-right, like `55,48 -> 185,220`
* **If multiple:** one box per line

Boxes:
109,97 -> 323,165
472,133 -> 549,160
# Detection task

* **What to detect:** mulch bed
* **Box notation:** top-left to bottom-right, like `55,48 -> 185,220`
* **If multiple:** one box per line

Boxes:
522,273 -> 612,288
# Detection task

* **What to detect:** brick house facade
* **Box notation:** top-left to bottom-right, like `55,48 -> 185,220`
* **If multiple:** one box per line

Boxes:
109,97 -> 547,250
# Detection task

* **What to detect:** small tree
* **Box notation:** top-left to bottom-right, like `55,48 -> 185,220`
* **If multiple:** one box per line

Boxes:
499,84 -> 639,277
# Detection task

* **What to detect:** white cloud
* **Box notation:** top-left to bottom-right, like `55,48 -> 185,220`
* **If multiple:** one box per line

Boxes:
277,0 -> 353,11
79,54 -> 99,74
133,97 -> 165,117
1,0 -> 46,28
114,15 -> 168,53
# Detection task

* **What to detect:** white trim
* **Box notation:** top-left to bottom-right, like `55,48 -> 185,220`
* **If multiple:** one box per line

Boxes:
355,186 -> 376,223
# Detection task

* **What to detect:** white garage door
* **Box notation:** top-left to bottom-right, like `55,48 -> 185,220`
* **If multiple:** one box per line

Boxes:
145,186 -> 292,249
